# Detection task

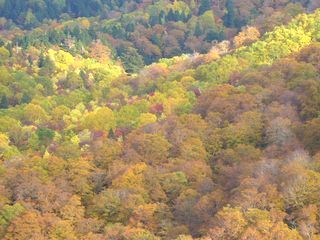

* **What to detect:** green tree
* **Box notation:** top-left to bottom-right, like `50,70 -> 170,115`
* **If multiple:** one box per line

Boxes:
117,46 -> 144,73
83,107 -> 115,132
24,9 -> 38,29
0,204 -> 25,238
35,127 -> 55,147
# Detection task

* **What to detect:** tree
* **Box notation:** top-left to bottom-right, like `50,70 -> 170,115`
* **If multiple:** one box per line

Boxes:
0,204 -> 25,238
82,107 -> 115,132
223,0 -> 235,28
38,55 -> 55,76
302,118 -> 320,154
160,171 -> 188,201
194,22 -> 202,37
24,9 -> 38,29
0,95 -> 8,109
199,11 -> 217,33
3,211 -> 47,240
36,127 -> 55,147
208,207 -> 247,239
129,203 -> 171,233
137,113 -> 157,127
116,105 -> 140,128
179,137 -> 207,161
0,47 -> 9,64
208,207 -> 303,240
282,168 -> 320,210
296,205 -> 318,239
88,41 -> 111,63
199,0 -> 211,15
117,46 -> 144,73
24,103 -> 50,125
234,26 -> 260,48
89,186 -> 145,223
125,132 -> 171,165
266,117 -> 294,146
48,220 -> 77,240
51,105 -> 70,129
174,189 -> 200,231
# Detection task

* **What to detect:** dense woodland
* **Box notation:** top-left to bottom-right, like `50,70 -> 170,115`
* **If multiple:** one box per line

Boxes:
0,0 -> 320,240
0,0 -> 319,71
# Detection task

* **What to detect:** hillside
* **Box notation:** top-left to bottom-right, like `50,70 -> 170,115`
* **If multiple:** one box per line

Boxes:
0,0 -> 318,71
0,2 -> 320,240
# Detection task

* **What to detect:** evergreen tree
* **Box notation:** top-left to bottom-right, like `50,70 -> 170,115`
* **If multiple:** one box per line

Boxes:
38,53 -> 45,68
39,55 -> 55,76
195,21 -> 202,37
126,23 -> 135,32
159,10 -> 166,24
151,33 -> 161,46
24,9 -> 38,29
199,0 -> 211,15
117,46 -> 144,73
108,128 -> 115,139
166,9 -> 175,22
205,30 -> 225,41
0,95 -> 8,109
180,11 -> 187,22
21,93 -> 31,104
149,14 -> 159,26
223,0 -> 235,27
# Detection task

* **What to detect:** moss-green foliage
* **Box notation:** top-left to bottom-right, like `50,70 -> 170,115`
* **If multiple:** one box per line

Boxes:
195,10 -> 320,86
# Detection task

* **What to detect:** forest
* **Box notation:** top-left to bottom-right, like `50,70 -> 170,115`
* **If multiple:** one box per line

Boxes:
0,0 -> 320,240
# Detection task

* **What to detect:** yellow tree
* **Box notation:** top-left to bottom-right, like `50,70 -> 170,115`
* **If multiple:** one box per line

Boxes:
82,107 -> 115,132
125,132 -> 171,165
24,103 -> 50,125
234,26 -> 260,48
4,211 -> 47,240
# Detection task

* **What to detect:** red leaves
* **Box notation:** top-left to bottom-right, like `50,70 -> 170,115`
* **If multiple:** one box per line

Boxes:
150,103 -> 164,115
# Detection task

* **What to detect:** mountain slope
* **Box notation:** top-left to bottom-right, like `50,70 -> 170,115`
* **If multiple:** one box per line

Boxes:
0,7 -> 320,240
0,0 -> 313,71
